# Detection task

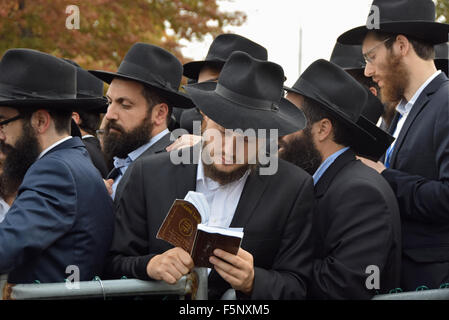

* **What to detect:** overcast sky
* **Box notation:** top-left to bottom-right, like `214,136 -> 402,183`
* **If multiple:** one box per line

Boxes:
181,0 -> 374,86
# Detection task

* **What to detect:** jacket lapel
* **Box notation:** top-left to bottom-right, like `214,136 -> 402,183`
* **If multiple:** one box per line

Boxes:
141,132 -> 172,156
390,73 -> 448,167
229,166 -> 270,228
315,149 -> 355,198
175,147 -> 198,199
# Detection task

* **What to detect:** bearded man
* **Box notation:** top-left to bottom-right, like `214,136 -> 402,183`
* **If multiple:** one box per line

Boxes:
0,49 -> 114,283
338,0 -> 449,290
89,43 -> 194,200
0,151 -> 12,222
278,59 -> 401,299
105,51 -> 316,300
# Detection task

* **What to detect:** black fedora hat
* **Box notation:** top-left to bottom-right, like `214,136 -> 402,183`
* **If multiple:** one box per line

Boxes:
0,49 -> 91,110
284,59 -> 385,156
184,51 -> 306,136
89,43 -> 194,108
330,42 -> 366,71
435,43 -> 449,76
183,33 -> 268,80
338,0 -> 449,45
63,59 -> 108,113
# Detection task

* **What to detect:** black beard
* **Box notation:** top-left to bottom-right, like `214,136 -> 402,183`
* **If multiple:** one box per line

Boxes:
201,142 -> 256,186
202,161 -> 255,186
0,122 -> 41,197
278,127 -> 322,175
103,116 -> 153,160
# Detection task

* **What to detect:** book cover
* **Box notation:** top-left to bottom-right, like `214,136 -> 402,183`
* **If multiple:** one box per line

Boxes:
156,192 -> 244,268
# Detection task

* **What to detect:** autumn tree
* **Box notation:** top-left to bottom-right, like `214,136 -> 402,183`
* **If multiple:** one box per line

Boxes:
436,0 -> 449,22
0,0 -> 245,70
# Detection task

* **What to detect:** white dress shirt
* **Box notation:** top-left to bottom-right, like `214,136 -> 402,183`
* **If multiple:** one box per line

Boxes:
195,154 -> 250,228
385,70 -> 441,165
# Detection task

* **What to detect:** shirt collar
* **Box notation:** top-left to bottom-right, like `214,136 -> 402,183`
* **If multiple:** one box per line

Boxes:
38,136 -> 73,159
312,147 -> 350,185
82,134 -> 95,139
396,70 -> 441,116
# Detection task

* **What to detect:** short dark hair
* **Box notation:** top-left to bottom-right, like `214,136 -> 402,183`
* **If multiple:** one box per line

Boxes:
372,32 -> 435,61
141,86 -> 172,125
18,108 -> 72,134
301,95 -> 354,147
75,110 -> 101,136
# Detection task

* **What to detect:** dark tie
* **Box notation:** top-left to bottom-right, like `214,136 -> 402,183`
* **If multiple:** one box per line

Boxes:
384,113 -> 403,169
106,167 -> 121,180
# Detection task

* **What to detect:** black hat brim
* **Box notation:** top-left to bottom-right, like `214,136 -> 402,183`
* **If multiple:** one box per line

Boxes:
284,84 -> 377,148
435,59 -> 448,76
89,70 -> 195,109
354,116 -> 395,161
0,96 -> 107,112
183,60 -> 225,80
185,81 -> 307,137
338,21 -> 449,45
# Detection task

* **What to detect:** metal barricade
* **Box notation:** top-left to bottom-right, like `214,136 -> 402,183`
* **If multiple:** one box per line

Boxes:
1,268 -> 208,300
372,288 -> 449,300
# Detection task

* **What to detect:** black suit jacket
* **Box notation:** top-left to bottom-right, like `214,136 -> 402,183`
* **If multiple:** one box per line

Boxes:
308,149 -> 401,299
111,132 -> 173,202
381,73 -> 449,287
83,136 -> 109,178
106,148 -> 316,300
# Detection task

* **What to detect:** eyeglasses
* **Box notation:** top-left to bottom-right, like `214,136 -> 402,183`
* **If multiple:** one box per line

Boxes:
0,114 -> 22,130
363,38 -> 391,64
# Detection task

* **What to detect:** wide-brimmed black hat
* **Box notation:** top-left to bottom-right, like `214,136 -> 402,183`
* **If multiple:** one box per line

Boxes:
330,42 -> 366,71
338,0 -> 449,45
184,51 -> 306,136
89,43 -> 194,108
283,59 -> 395,160
435,43 -> 449,76
183,34 -> 268,80
0,49 -> 98,110
64,59 -> 108,113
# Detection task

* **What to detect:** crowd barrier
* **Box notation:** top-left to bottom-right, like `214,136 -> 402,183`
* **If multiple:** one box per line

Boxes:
1,268 -> 208,300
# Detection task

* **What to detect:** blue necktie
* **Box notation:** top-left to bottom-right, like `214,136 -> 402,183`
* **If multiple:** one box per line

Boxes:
385,113 -> 403,168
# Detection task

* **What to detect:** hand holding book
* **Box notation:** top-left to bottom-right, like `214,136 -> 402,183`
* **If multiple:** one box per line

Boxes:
156,191 -> 244,268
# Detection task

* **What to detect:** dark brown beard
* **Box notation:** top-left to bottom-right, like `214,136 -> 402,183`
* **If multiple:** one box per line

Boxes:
201,141 -> 257,185
103,114 -> 153,161
379,51 -> 410,104
278,127 -> 322,175
0,121 -> 41,198
202,161 -> 255,186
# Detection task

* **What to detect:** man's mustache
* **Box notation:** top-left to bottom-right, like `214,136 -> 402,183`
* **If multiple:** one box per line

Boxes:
0,142 -> 14,155
105,121 -> 125,134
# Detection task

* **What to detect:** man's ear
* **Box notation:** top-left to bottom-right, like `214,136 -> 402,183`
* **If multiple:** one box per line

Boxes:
315,118 -> 333,143
151,103 -> 169,126
31,109 -> 51,134
72,112 -> 81,125
395,34 -> 411,57
369,86 -> 378,97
